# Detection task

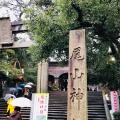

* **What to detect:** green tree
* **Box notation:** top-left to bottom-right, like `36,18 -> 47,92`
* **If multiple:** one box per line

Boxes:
0,48 -> 37,85
24,0 -> 120,60
0,49 -> 22,80
24,0 -> 120,89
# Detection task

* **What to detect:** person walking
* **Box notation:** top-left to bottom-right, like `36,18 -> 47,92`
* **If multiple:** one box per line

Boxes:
9,106 -> 22,120
7,96 -> 15,117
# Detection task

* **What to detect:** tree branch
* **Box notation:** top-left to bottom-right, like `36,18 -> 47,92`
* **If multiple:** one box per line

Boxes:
71,3 -> 93,27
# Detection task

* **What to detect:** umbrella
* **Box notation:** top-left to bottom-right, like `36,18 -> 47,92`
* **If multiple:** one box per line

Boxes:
19,84 -> 26,87
26,82 -> 34,86
9,87 -> 17,92
9,97 -> 32,107
4,94 -> 16,101
16,87 -> 22,90
24,84 -> 32,88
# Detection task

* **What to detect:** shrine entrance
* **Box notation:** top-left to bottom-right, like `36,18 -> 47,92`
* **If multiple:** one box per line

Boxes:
59,73 -> 68,91
48,75 -> 54,90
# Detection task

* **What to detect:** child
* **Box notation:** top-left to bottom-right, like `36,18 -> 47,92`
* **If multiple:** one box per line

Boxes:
6,96 -> 15,117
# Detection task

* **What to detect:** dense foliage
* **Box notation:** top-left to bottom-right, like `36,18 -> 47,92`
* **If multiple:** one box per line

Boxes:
24,0 -> 120,59
0,48 -> 37,85
0,0 -> 120,90
24,0 -> 120,89
0,49 -> 20,87
113,111 -> 120,120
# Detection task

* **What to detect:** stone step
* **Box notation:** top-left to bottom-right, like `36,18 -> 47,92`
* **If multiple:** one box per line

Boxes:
0,91 -> 106,120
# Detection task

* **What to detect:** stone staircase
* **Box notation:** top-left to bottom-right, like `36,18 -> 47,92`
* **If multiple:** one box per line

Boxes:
48,91 -> 67,120
0,99 -> 31,120
0,91 -> 107,120
48,91 -> 107,120
88,91 -> 107,120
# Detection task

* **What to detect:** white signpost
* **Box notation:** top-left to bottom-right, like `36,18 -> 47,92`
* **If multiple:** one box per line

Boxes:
30,93 -> 49,120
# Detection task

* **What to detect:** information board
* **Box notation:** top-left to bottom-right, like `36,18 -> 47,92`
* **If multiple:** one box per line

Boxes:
30,93 -> 49,120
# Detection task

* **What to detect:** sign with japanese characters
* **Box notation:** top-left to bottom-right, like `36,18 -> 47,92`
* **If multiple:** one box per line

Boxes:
0,17 -> 13,44
67,29 -> 87,120
30,93 -> 49,120
110,91 -> 119,112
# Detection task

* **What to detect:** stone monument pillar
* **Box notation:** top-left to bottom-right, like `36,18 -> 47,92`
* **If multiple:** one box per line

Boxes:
37,61 -> 48,93
67,29 -> 88,120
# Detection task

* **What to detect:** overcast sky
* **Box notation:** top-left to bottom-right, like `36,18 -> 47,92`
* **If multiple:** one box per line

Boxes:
0,0 -> 32,21
0,0 -> 32,41
0,7 -> 15,21
0,1 -> 32,40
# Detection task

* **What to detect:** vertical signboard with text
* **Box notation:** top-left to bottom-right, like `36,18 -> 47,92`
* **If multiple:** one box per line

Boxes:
110,91 -> 119,112
30,93 -> 49,120
67,29 -> 87,120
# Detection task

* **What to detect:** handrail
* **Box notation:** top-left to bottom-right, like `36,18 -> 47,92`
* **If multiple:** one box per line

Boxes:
102,91 -> 112,120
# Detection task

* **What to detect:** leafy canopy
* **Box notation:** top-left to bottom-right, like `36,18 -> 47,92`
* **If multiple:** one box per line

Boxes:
24,0 -> 120,89
24,0 -> 120,61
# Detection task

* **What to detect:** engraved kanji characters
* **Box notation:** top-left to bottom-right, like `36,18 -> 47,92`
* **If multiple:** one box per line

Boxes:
70,88 -> 76,102
70,47 -> 84,80
76,88 -> 84,110
70,88 -> 84,110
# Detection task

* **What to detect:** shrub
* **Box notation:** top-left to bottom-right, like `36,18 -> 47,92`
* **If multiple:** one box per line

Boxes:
113,111 -> 120,120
